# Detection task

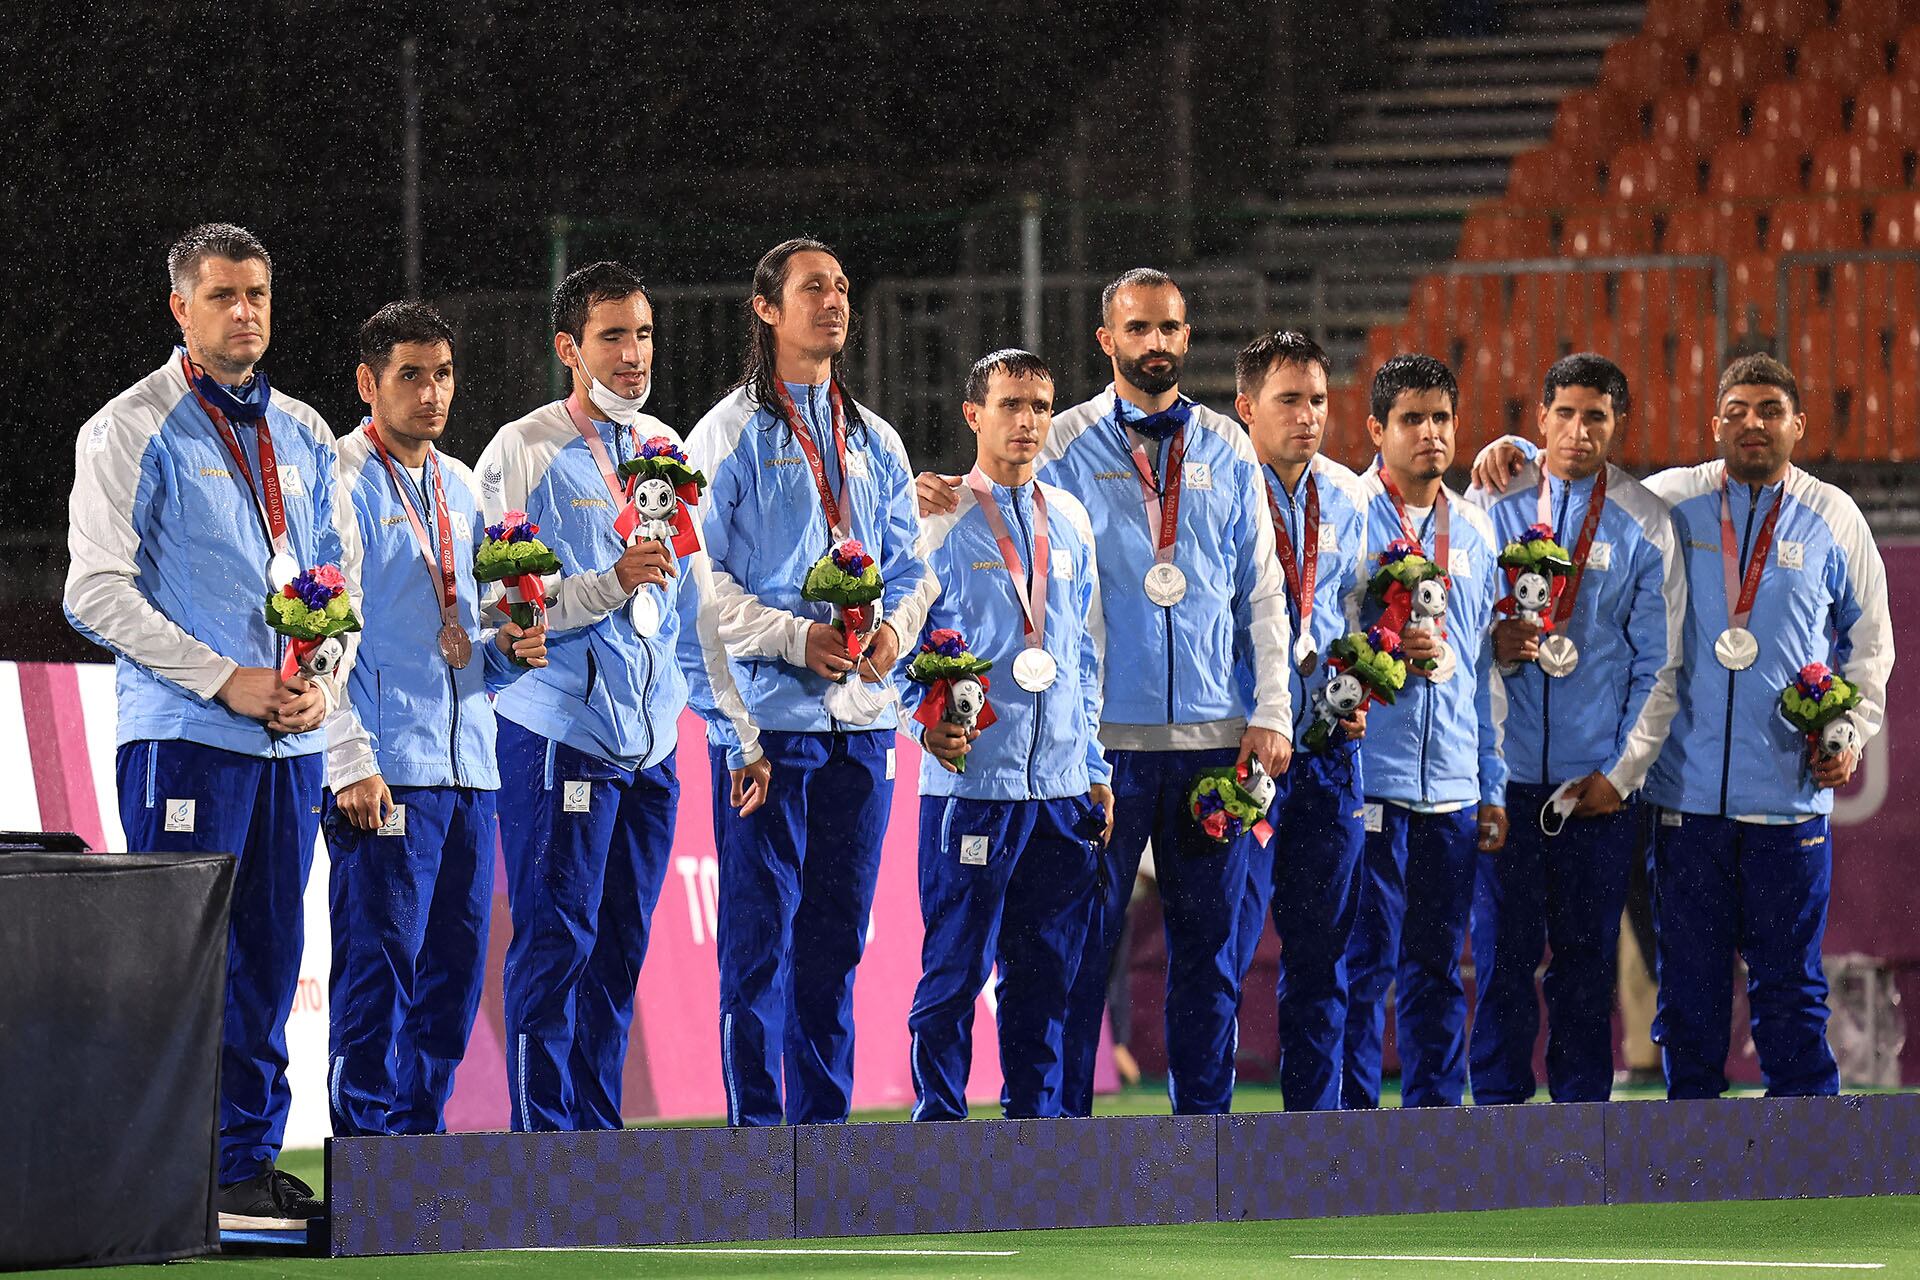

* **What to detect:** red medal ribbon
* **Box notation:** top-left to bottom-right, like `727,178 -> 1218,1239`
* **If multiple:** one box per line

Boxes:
1265,467 -> 1320,636
563,393 -> 643,543
1536,465 -> 1609,630
773,381 -> 852,538
365,422 -> 460,633
1124,423 -> 1188,567
1720,471 -> 1790,631
182,354 -> 293,566
1378,464 -> 1449,571
963,468 -> 1050,652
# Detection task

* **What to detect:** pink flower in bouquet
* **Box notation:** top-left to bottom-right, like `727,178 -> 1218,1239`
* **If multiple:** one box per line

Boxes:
1365,624 -> 1405,658
310,564 -> 346,593
831,538 -> 873,575
642,436 -> 687,462
925,628 -> 967,657
1795,663 -> 1835,698
1379,537 -> 1424,567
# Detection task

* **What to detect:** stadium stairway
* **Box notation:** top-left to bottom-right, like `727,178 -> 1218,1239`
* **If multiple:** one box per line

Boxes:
1185,0 -> 1646,394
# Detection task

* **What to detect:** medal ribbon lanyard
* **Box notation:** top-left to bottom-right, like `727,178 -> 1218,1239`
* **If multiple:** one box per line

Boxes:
774,381 -> 853,538
963,468 -> 1050,655
1378,464 -> 1449,639
563,393 -> 643,543
365,422 -> 460,634
1536,466 -> 1609,631
1720,472 -> 1788,635
1122,421 -> 1188,571
183,354 -> 294,570
1265,467 -> 1319,639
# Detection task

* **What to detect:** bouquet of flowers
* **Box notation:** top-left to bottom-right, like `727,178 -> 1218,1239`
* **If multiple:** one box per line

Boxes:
1188,758 -> 1278,848
616,435 -> 707,557
802,536 -> 885,665
1301,625 -> 1408,754
264,564 -> 361,681
1495,524 -> 1574,627
1780,662 -> 1864,762
908,628 -> 998,771
1368,537 -> 1449,670
476,510 -> 561,662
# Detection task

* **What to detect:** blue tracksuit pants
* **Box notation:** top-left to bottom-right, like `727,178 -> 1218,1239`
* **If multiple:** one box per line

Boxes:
1341,802 -> 1479,1108
497,716 -> 677,1132
1062,746 -> 1253,1117
325,784 -> 496,1136
1468,782 -> 1636,1104
117,739 -> 322,1185
1650,810 -> 1838,1099
908,795 -> 1102,1121
1236,746 -> 1366,1111
713,729 -> 892,1126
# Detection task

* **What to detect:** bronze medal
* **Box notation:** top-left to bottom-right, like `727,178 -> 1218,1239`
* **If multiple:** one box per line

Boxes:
438,623 -> 472,669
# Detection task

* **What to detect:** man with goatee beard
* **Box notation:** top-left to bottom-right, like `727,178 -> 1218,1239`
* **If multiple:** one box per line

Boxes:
919,268 -> 1293,1117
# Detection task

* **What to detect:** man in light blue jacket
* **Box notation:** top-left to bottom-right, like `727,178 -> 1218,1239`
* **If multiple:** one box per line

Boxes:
926,269 -> 1294,1116
324,302 -> 548,1137
686,239 -> 938,1126
1478,352 -> 1893,1099
476,262 -> 767,1132
1466,353 -> 1684,1105
1340,354 -> 1507,1109
1230,331 -> 1373,1112
901,349 -> 1113,1121
65,223 -> 360,1227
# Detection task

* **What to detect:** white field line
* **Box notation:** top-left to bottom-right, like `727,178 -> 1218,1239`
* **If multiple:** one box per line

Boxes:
1292,1255 -> 1882,1270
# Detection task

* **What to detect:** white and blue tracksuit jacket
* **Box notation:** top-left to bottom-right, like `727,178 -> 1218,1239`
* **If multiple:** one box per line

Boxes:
325,427 -> 525,792
1037,387 -> 1292,745
65,349 -> 363,758
685,381 -> 938,737
901,478 -> 1110,801
1344,474 -> 1507,810
1236,454 -> 1371,750
1642,460 -> 1892,819
1473,461 -> 1686,795
475,400 -> 759,772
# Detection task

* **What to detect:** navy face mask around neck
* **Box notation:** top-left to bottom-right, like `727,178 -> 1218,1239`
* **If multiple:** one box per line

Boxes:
1126,397 -> 1192,441
190,362 -> 272,422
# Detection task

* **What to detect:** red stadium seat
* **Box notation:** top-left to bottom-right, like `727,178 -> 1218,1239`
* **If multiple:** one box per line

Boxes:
1768,195 -> 1870,249
1697,30 -> 1788,93
1751,79 -> 1847,145
1562,206 -> 1659,256
1602,36 -> 1693,106
1663,199 -> 1767,254
1612,140 -> 1707,202
1459,203 -> 1554,258
1871,189 -> 1920,242
1744,0 -> 1828,42
1653,84 -> 1747,155
1795,28 -> 1891,91
1730,252 -> 1782,335
1647,0 -> 1728,44
1901,25 -> 1920,80
1838,0 -> 1907,38
1553,88 -> 1643,163
1853,75 -> 1920,144
1709,134 -> 1808,194
1506,147 -> 1604,206
1812,133 -> 1907,189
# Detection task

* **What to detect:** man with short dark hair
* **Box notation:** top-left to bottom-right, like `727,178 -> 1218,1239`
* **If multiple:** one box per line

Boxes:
687,238 -> 938,1127
903,348 -> 1112,1120
1475,352 -> 1893,1098
477,261 -> 767,1131
923,268 -> 1294,1117
1340,354 -> 1506,1109
1229,330 -> 1371,1111
66,222 -> 359,1226
325,301 -> 548,1136
1465,353 -> 1684,1104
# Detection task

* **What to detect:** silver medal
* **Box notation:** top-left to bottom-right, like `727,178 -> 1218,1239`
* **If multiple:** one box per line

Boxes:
1431,639 -> 1459,684
267,552 -> 300,591
1144,561 -> 1188,607
1294,632 -> 1318,677
628,588 -> 663,638
1013,647 -> 1058,693
1714,626 -> 1759,671
1537,633 -> 1579,678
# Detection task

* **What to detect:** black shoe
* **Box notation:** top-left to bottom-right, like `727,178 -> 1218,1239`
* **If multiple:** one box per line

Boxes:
216,1168 -> 324,1230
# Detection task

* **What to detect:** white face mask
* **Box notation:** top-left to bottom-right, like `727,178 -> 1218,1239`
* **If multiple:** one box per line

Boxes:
824,673 -> 896,726
569,338 -> 651,424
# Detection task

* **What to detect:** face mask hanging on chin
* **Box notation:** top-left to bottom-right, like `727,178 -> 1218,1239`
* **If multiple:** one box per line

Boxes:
571,344 -> 651,424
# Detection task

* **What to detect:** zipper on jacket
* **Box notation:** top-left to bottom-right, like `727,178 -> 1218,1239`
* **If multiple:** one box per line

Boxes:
585,647 -> 599,704
1011,488 -> 1045,792
1718,491 -> 1760,816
